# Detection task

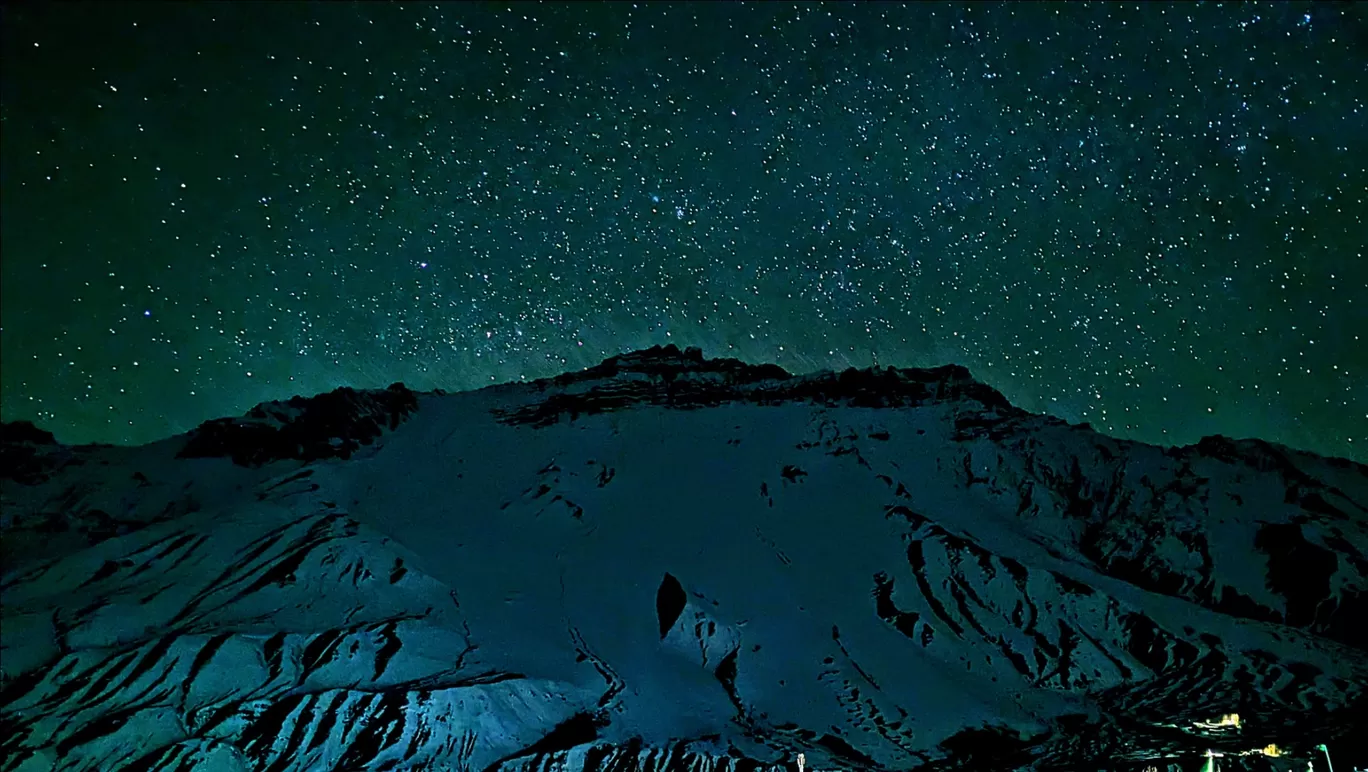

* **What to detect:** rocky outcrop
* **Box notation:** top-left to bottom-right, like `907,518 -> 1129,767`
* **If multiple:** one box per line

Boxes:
493,344 -> 1019,428
176,382 -> 420,467
1,421 -> 69,487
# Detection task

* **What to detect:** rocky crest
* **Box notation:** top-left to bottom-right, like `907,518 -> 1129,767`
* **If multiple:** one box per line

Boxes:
176,381 -> 420,467
494,345 -> 1019,428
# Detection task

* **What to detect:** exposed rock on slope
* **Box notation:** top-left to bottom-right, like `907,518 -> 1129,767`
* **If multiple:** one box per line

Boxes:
2,346 -> 1365,772
177,382 -> 420,467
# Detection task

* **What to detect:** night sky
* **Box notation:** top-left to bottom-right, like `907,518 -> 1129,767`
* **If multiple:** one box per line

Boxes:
1,2 -> 1364,461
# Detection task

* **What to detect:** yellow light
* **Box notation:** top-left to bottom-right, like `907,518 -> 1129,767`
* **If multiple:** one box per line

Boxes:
1261,744 -> 1281,757
1191,712 -> 1243,731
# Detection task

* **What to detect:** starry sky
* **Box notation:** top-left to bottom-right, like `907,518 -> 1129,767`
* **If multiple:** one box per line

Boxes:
1,1 -> 1364,461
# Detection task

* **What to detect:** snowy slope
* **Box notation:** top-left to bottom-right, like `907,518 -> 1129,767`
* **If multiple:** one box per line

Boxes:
2,345 -> 1365,772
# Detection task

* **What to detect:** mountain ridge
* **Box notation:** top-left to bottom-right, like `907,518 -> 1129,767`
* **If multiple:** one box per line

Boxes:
2,346 -> 1365,771
6,344 -> 1364,470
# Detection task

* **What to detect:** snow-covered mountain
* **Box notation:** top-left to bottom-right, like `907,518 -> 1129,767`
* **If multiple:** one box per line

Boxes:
2,345 -> 1365,772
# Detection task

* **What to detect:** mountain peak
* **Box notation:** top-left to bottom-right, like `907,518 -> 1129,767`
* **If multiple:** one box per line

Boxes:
557,343 -> 791,384
3,350 -> 1366,771
498,346 -> 1017,430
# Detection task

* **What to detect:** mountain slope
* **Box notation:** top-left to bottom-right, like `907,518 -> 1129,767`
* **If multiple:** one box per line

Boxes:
2,345 -> 1365,772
